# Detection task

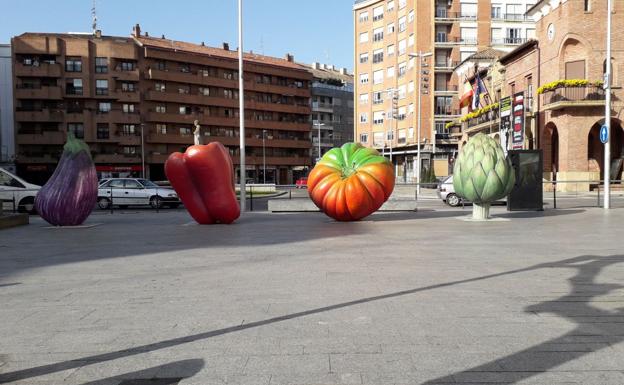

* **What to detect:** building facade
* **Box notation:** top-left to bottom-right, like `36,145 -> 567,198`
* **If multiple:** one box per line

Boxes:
12,26 -> 312,185
452,0 -> 623,191
0,44 -> 15,172
353,0 -> 537,180
305,63 -> 354,162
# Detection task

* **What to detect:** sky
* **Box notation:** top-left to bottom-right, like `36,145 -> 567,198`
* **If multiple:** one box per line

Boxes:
0,0 -> 355,70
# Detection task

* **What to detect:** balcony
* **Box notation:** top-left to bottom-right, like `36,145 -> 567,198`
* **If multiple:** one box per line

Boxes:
17,130 -> 66,145
434,36 -> 477,46
112,68 -> 140,81
16,153 -> 59,164
434,108 -> 460,117
148,69 -> 238,89
15,109 -> 64,122
242,156 -> 311,166
14,63 -> 62,77
94,154 -> 141,164
434,60 -> 460,71
466,108 -> 500,133
248,100 -> 310,115
146,111 -> 205,125
435,133 -> 458,144
15,85 -> 62,99
492,13 -> 532,22
434,10 -> 477,21
434,85 -> 459,94
97,111 -> 141,124
113,90 -> 140,103
148,132 -> 195,145
542,85 -> 606,111
116,133 -> 142,146
491,38 -> 529,46
311,101 -> 334,113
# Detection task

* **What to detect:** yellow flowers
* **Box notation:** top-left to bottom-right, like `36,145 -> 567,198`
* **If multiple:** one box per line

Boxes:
458,102 -> 500,123
536,79 -> 604,95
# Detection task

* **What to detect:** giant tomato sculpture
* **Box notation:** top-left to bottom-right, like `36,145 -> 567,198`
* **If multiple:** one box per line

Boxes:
308,143 -> 395,221
165,142 -> 240,224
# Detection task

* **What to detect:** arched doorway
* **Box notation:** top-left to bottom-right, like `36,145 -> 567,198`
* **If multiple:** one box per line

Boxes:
543,122 -> 559,176
587,119 -> 623,180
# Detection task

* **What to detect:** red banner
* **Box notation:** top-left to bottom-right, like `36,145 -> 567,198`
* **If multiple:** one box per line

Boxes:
95,165 -> 143,172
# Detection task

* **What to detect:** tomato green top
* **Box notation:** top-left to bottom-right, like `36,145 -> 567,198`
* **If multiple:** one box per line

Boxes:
318,143 -> 391,179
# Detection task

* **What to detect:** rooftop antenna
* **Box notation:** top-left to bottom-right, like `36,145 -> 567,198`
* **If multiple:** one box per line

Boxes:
91,0 -> 97,35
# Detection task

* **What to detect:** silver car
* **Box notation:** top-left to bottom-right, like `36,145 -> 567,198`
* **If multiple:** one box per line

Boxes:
437,175 -> 462,207
97,178 -> 180,209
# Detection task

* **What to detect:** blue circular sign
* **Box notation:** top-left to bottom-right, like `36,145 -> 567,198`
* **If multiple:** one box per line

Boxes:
600,125 -> 609,144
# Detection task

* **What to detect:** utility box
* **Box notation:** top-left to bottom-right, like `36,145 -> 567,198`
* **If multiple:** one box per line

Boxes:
507,150 -> 543,211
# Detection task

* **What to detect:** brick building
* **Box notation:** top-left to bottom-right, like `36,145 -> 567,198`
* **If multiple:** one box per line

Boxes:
11,25 -> 312,185
353,0 -> 538,181
452,0 -> 623,191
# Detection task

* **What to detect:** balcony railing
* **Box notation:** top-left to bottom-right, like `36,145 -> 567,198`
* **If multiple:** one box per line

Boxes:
434,60 -> 460,69
492,13 -> 532,22
434,10 -> 477,20
542,85 -> 606,109
434,85 -> 459,92
435,35 -> 477,45
491,38 -> 529,46
434,108 -> 460,116
467,108 -> 500,129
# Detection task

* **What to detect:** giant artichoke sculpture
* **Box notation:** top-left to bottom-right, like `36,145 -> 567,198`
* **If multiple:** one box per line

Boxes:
453,133 -> 515,220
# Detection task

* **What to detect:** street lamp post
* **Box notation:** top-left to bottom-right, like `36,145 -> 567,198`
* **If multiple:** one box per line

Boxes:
604,0 -> 612,209
262,129 -> 266,184
140,123 -> 145,179
409,51 -> 432,198
315,121 -> 325,162
238,0 -> 246,211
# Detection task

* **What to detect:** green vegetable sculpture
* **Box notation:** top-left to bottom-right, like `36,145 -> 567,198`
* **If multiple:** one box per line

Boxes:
453,133 -> 515,220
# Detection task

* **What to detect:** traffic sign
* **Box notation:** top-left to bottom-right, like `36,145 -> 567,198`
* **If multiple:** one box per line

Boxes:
600,125 -> 609,144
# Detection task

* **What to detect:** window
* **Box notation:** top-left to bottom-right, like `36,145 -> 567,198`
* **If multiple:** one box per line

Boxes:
155,105 -> 166,113
373,48 -> 384,64
96,79 -> 108,95
179,106 -> 191,115
461,50 -> 477,61
359,93 -> 369,104
199,87 -> 210,96
98,102 -> 111,113
461,28 -> 477,44
584,0 -> 590,11
506,28 -> 521,44
155,83 -> 166,92
373,91 -> 384,104
461,3 -> 477,18
122,147 -> 137,155
68,123 -> 84,139
398,85 -> 406,99
360,73 -> 369,84
359,11 -> 369,22
398,62 -> 407,78
491,4 -> 502,18
373,111 -> 384,125
373,70 -> 384,84
359,32 -> 369,43
387,23 -> 395,34
121,124 -> 136,135
408,10 -> 414,22
156,61 -> 166,70
121,82 -> 136,92
95,57 -> 108,73
398,39 -> 406,55
156,124 -> 167,134
65,57 -> 82,72
387,44 -> 395,57
408,57 -> 415,69
408,34 -> 415,47
397,106 -> 406,120
398,16 -> 407,32
373,27 -> 384,42
506,4 -> 524,20
180,64 -> 190,73
408,103 -> 414,115
491,28 -> 502,44
359,53 -> 369,64
373,6 -> 384,21
119,61 -> 136,71
360,132 -> 369,143
398,0 -> 406,10
178,85 -> 190,94
97,123 -> 109,139
386,131 -> 394,141
66,79 -> 83,95
408,81 -> 414,93
387,66 -> 395,78
360,113 -> 368,123
122,104 -> 135,113
180,127 -> 192,135
398,129 -> 406,144
373,132 -> 384,147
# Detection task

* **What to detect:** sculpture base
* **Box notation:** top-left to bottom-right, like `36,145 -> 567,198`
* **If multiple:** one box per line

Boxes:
472,203 -> 490,221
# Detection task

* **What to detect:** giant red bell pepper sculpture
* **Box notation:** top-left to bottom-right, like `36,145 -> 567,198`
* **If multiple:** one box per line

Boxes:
165,142 -> 240,224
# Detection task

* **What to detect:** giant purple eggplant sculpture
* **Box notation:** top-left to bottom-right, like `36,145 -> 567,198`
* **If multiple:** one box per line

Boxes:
35,133 -> 98,226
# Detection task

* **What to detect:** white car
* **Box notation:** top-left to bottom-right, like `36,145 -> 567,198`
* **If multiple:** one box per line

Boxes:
0,167 -> 41,213
437,175 -> 507,207
97,178 -> 180,209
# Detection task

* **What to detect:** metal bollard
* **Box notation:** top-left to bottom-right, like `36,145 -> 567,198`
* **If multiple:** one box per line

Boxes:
250,186 -> 253,212
110,186 -> 113,214
552,182 -> 557,209
597,185 -> 600,207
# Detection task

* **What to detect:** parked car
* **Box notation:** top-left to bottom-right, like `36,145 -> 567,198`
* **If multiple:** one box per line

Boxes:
0,167 -> 40,213
97,178 -> 180,209
437,175 -> 462,207
295,177 -> 308,189
437,175 -> 507,207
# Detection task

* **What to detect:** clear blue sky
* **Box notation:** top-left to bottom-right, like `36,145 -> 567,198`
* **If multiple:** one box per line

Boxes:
0,0 -> 354,70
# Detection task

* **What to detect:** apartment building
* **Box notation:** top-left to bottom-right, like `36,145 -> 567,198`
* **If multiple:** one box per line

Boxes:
0,44 -> 15,172
353,0 -> 536,179
305,62 -> 354,162
11,26 -> 312,185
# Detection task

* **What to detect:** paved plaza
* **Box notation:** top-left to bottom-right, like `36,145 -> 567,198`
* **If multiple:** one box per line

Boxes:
1,206 -> 624,384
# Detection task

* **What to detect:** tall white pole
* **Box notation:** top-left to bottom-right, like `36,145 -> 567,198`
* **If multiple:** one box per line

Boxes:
603,0 -> 612,209
140,123 -> 145,179
238,0 -> 246,211
262,130 -> 266,184
318,121 -> 321,161
416,51 -> 422,198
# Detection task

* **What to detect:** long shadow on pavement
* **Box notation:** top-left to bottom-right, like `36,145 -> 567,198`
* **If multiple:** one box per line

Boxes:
1,254 -> 619,384
78,359 -> 204,385
421,254 -> 624,384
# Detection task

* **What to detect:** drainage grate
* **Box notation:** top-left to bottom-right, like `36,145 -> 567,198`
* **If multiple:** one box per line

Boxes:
117,379 -> 183,385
